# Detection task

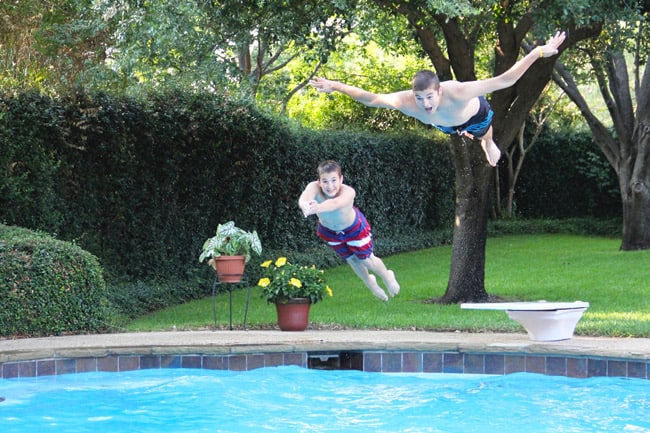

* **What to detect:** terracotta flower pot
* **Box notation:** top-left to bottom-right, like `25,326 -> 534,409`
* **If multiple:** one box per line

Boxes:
275,298 -> 311,331
211,255 -> 246,283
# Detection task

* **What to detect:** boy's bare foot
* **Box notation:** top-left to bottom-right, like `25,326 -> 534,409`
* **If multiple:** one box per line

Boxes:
383,270 -> 400,297
481,139 -> 501,167
366,274 -> 389,301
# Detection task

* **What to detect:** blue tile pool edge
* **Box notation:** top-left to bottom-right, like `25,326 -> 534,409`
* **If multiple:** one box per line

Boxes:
1,350 -> 648,380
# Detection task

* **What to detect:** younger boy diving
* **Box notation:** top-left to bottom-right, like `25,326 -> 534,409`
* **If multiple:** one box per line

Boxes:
299,160 -> 400,301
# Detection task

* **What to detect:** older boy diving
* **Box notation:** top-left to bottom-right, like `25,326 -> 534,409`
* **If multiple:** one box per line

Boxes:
309,32 -> 566,167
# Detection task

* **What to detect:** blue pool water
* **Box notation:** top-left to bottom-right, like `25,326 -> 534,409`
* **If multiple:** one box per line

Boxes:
0,366 -> 648,432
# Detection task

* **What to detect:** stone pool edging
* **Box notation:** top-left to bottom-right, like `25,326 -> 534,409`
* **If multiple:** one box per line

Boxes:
1,330 -> 649,380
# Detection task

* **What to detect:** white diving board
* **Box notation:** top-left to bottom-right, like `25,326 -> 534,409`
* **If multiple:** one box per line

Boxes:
461,301 -> 590,341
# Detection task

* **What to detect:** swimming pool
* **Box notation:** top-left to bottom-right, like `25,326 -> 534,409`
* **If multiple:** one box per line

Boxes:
1,366 -> 648,432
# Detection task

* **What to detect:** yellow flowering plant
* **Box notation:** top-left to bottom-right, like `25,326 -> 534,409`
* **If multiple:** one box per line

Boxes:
258,257 -> 333,305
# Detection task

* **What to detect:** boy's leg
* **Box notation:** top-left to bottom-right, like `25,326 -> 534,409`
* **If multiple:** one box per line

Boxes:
362,254 -> 400,297
477,126 -> 501,167
346,256 -> 388,301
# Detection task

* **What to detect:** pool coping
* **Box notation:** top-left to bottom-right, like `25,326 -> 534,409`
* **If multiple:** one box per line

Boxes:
1,330 -> 649,379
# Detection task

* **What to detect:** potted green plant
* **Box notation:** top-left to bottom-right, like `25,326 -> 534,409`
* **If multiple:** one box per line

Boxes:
257,257 -> 332,331
199,221 -> 262,282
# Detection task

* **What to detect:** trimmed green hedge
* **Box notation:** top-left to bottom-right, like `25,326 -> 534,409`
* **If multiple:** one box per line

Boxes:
0,224 -> 111,337
0,89 -> 454,283
513,129 -> 620,218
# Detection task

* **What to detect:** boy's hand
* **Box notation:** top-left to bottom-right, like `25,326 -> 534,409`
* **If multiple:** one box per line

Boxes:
302,200 -> 318,217
309,77 -> 336,94
539,31 -> 566,57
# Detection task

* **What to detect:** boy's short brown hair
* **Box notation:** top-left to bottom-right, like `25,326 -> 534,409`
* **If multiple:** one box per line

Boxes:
412,70 -> 440,92
317,160 -> 342,176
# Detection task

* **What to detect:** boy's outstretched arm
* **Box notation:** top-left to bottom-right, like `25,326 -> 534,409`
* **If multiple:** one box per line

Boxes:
309,77 -> 412,110
298,181 -> 320,217
451,31 -> 566,100
310,185 -> 355,214
298,182 -> 356,217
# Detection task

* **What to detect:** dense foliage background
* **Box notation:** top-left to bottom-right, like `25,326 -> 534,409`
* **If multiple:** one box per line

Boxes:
0,89 -> 453,280
1,88 -> 619,280
0,88 -> 620,335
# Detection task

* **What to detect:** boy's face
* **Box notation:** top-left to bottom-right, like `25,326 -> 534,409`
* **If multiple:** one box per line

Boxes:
318,171 -> 343,198
413,85 -> 441,114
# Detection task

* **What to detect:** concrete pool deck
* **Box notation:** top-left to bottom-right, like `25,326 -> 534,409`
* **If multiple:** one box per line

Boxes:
1,330 -> 649,363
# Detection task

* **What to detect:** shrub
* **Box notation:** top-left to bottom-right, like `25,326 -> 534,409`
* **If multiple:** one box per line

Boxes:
514,129 -> 620,218
106,276 -> 210,322
0,224 -> 112,337
488,217 -> 620,238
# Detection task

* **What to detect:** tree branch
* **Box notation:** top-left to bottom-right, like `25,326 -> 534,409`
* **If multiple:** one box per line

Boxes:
551,61 -> 621,171
280,61 -> 322,115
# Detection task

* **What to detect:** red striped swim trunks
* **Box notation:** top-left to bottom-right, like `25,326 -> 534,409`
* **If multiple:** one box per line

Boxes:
317,207 -> 373,260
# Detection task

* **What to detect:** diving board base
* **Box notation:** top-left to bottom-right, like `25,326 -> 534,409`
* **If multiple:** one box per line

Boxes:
460,302 -> 589,341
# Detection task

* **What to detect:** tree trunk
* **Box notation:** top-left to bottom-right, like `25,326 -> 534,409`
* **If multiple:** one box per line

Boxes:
552,46 -> 650,251
620,122 -> 650,250
621,183 -> 650,250
439,136 -> 492,303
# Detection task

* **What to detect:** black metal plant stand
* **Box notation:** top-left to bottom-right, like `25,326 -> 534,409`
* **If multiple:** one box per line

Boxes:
211,272 -> 250,331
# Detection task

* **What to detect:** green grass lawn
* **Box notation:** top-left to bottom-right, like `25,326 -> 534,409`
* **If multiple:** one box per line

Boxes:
126,234 -> 650,337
